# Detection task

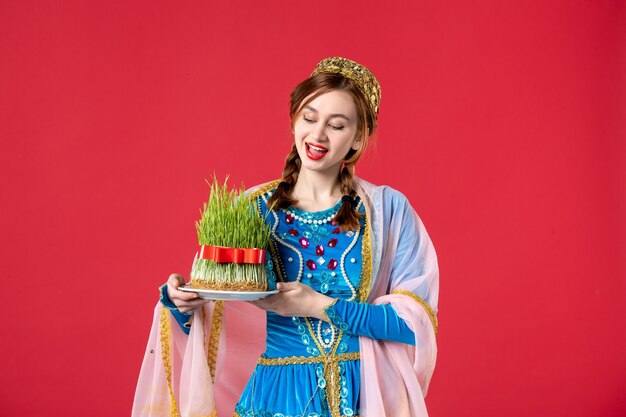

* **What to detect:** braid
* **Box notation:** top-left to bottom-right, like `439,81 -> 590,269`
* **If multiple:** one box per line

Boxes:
267,144 -> 301,210
334,162 -> 362,231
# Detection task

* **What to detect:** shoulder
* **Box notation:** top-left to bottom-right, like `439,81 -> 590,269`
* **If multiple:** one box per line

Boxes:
355,177 -> 413,212
245,179 -> 281,200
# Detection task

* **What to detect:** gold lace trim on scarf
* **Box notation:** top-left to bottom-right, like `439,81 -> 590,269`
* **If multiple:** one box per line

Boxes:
392,289 -> 438,335
247,179 -> 282,200
206,300 -> 224,382
159,308 -> 181,417
159,307 -> 222,417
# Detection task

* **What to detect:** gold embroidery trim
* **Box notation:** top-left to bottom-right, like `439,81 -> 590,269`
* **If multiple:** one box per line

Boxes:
247,179 -> 281,200
201,307 -> 209,377
327,355 -> 341,417
159,308 -> 181,417
302,317 -> 346,417
257,352 -> 360,366
358,212 -> 373,303
392,289 -> 438,335
207,300 -> 224,382
322,298 -> 339,322
257,351 -> 360,417
234,412 -> 357,417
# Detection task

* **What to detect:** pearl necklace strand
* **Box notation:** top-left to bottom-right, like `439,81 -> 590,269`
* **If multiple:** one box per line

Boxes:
339,224 -> 361,302
282,208 -> 336,225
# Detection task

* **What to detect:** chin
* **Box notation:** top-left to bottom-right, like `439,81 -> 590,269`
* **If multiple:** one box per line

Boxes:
299,160 -> 342,176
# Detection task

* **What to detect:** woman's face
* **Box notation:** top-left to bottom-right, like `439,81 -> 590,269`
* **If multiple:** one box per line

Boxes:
293,89 -> 360,177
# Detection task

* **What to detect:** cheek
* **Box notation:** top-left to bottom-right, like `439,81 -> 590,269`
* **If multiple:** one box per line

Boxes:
336,132 -> 358,150
294,129 -> 307,144
293,122 -> 309,139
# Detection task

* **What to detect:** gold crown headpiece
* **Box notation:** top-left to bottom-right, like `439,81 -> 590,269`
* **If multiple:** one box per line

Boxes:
311,57 -> 381,117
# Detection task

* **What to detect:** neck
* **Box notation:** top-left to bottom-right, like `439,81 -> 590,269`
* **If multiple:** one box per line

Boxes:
292,167 -> 343,209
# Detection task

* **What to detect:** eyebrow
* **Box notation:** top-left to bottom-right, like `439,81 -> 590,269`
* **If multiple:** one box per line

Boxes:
304,105 -> 351,121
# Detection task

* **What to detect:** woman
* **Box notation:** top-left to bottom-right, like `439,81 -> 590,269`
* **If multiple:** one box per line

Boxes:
133,57 -> 439,417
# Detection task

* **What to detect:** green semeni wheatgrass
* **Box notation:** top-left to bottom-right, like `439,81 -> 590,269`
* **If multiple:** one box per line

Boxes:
190,176 -> 272,291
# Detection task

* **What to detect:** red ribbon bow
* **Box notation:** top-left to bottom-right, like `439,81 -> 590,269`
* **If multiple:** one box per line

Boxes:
197,245 -> 266,264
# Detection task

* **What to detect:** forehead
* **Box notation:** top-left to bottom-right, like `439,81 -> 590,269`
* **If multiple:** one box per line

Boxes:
303,90 -> 357,117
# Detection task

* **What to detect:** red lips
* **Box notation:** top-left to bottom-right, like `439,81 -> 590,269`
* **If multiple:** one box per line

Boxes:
305,142 -> 329,160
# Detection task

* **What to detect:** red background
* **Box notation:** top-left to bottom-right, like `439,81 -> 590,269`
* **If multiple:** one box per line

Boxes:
1,1 -> 624,416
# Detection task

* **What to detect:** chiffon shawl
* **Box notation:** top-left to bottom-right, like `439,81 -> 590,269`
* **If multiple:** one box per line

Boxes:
132,178 -> 439,417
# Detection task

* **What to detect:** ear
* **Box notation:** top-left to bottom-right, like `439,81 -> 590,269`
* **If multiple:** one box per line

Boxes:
351,135 -> 362,150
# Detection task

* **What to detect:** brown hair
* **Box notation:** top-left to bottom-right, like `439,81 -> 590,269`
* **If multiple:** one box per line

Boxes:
267,72 -> 378,231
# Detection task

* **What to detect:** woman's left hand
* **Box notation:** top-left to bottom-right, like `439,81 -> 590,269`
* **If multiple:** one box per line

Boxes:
251,281 -> 335,321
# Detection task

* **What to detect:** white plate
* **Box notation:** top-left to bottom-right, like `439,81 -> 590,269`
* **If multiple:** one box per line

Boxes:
179,286 -> 278,301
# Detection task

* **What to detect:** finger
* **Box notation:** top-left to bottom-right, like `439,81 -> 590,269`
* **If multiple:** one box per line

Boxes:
250,298 -> 268,308
170,287 -> 200,301
168,281 -> 199,300
250,298 -> 274,311
168,274 -> 186,287
277,281 -> 299,292
178,299 -> 210,313
248,300 -> 263,308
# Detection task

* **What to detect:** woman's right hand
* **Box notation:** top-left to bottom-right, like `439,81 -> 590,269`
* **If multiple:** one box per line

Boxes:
166,274 -> 211,313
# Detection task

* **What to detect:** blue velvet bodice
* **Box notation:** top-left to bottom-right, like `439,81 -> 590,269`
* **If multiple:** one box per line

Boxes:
235,192 -> 364,417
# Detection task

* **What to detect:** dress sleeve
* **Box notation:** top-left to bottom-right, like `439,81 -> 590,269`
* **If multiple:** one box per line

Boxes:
159,284 -> 193,335
324,298 -> 415,345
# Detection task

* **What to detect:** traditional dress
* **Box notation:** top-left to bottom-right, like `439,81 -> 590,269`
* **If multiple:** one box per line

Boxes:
133,178 -> 439,417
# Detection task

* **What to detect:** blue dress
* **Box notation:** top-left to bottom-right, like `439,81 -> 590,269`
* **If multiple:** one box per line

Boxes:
234,192 -> 366,417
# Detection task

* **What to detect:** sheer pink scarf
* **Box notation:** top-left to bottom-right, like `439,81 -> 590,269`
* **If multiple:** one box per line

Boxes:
132,178 -> 439,417
357,178 -> 438,417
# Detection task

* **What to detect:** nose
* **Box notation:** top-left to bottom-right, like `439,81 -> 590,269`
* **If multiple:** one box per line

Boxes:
310,121 -> 327,142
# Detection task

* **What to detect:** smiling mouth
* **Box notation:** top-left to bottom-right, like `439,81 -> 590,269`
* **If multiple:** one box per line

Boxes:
305,142 -> 329,160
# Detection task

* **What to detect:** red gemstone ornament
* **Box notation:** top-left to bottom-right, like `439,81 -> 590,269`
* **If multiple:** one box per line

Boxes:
288,229 -> 299,236
299,237 -> 310,248
285,214 -> 294,224
328,259 -> 338,270
332,227 -> 341,234
328,238 -> 338,247
306,259 -> 317,271
316,245 -> 325,256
